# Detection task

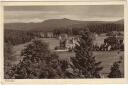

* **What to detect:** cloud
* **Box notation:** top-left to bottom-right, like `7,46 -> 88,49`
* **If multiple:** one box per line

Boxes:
4,5 -> 124,23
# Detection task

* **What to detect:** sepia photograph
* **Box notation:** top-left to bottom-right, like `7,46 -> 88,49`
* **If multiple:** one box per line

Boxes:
4,5 -> 124,79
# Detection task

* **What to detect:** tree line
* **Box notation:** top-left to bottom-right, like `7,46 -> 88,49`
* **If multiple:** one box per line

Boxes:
4,22 -> 123,45
53,23 -> 123,35
4,29 -> 35,45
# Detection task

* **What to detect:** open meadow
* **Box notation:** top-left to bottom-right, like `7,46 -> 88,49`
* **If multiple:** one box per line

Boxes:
56,51 -> 124,77
12,37 -> 124,77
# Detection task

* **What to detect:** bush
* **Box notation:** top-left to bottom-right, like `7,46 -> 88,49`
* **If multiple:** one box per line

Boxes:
108,62 -> 122,78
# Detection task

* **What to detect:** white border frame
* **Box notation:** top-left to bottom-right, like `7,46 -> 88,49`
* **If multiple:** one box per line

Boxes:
0,1 -> 128,84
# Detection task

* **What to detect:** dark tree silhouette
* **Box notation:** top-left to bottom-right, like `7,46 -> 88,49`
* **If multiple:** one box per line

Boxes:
108,62 -> 122,78
72,29 -> 103,78
7,39 -> 63,79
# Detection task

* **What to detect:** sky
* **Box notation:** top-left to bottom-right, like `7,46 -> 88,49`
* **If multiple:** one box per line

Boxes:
4,5 -> 124,23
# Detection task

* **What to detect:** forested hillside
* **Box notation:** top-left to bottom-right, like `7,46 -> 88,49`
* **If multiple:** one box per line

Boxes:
4,18 -> 124,33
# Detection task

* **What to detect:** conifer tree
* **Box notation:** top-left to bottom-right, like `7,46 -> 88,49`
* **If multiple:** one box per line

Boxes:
7,39 -> 63,79
72,29 -> 103,78
108,62 -> 122,78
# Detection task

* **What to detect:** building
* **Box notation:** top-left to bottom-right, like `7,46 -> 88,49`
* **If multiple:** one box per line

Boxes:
39,32 -> 54,38
58,33 -> 68,40
65,36 -> 79,51
47,32 -> 54,38
40,32 -> 45,38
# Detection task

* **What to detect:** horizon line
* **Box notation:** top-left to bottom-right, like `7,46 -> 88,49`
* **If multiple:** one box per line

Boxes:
4,18 -> 124,23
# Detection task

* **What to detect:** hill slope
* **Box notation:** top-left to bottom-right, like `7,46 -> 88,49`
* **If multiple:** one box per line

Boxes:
4,18 -> 124,32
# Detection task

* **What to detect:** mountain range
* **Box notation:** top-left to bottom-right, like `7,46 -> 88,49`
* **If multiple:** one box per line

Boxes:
4,18 -> 124,32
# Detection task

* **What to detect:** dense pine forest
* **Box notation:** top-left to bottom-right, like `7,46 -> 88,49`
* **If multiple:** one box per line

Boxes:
53,23 -> 124,35
4,29 -> 35,45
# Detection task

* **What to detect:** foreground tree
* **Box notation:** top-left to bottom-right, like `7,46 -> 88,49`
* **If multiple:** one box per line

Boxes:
72,29 -> 103,78
7,39 -> 63,79
108,61 -> 122,78
4,42 -> 15,78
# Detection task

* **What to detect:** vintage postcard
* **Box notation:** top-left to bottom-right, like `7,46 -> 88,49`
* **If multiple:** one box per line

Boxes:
0,1 -> 128,84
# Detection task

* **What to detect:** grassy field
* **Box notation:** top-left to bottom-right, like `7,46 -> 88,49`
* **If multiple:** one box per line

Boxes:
40,38 -> 60,50
94,51 -> 124,75
56,51 -> 124,77
40,38 -> 124,76
12,38 -> 124,77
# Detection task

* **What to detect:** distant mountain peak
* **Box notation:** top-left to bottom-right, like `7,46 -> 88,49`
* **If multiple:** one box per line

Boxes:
43,18 -> 71,21
62,18 -> 70,20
